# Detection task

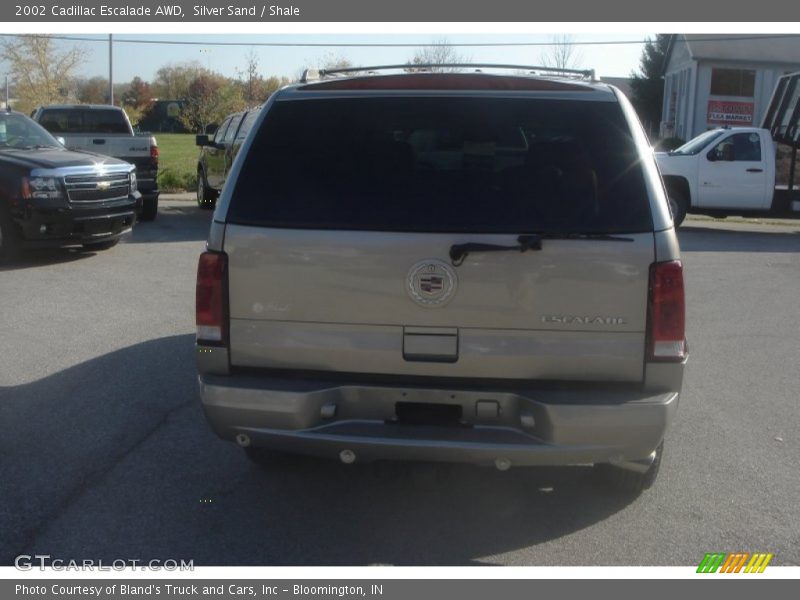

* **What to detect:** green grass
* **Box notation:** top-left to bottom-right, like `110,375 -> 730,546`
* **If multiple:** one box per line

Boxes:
155,133 -> 198,192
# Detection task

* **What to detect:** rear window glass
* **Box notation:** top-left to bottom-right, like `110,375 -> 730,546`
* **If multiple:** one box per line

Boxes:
37,109 -> 130,134
229,97 -> 653,233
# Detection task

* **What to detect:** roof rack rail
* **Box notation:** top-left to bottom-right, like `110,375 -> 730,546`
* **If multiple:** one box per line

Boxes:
301,63 -> 598,83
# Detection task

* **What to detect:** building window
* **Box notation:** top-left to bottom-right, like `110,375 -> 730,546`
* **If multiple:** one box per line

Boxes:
710,68 -> 756,97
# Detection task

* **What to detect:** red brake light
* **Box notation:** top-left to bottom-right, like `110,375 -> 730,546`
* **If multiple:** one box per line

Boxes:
647,260 -> 686,362
196,251 -> 228,344
150,141 -> 159,168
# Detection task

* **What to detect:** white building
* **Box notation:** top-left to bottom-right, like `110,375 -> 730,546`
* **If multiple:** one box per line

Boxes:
661,34 -> 800,140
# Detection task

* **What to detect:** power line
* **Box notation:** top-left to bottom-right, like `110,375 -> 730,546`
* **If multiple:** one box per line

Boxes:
0,33 -> 799,48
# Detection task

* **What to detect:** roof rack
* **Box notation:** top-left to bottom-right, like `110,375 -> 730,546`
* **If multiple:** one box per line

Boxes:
300,63 -> 598,83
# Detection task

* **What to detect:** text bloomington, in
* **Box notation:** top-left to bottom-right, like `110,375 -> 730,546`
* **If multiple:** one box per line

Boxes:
16,584 -> 384,597
23,4 -> 301,18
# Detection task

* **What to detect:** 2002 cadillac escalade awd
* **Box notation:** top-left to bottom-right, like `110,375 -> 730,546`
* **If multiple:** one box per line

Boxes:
195,65 -> 687,493
0,111 -> 140,262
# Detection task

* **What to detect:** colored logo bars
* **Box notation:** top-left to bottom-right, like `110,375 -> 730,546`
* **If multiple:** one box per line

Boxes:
697,552 -> 773,573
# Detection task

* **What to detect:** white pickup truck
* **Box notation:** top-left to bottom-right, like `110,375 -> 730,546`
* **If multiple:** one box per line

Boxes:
31,104 -> 160,221
656,127 -> 800,226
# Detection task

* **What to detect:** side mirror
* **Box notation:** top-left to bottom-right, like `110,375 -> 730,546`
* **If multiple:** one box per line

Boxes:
196,134 -> 210,147
706,150 -> 718,162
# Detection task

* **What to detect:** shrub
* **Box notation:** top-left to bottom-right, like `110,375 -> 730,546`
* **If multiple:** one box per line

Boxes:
158,168 -> 196,193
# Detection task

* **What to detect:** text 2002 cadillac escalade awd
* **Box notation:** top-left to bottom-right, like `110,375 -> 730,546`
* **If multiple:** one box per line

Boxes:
0,111 -> 140,262
195,65 -> 687,493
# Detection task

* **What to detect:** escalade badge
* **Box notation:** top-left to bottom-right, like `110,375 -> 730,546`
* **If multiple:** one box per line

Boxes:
407,260 -> 458,307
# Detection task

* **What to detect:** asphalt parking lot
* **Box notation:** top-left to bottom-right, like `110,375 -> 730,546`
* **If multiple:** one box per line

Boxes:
1,198 -> 798,566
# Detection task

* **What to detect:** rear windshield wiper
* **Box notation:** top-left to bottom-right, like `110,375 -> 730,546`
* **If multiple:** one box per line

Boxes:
449,233 -> 634,266
449,234 -> 542,266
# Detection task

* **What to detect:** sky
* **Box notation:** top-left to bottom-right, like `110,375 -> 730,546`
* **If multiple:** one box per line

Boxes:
39,33 -> 656,84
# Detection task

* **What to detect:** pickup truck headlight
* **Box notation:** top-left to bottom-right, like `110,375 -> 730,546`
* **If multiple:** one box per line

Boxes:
23,176 -> 63,200
130,171 -> 138,193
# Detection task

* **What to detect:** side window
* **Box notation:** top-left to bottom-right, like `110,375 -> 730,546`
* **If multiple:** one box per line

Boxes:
213,118 -> 232,145
236,111 -> 259,141
709,133 -> 761,162
223,116 -> 241,144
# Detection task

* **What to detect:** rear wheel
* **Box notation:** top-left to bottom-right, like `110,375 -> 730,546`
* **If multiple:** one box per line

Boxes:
594,441 -> 663,494
668,192 -> 688,227
197,169 -> 217,210
140,194 -> 159,221
0,209 -> 21,264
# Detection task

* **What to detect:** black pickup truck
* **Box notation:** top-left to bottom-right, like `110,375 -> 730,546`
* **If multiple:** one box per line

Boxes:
32,104 -> 159,221
0,111 -> 141,262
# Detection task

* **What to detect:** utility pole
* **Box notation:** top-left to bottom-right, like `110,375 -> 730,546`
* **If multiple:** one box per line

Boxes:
5,75 -> 9,110
109,34 -> 114,105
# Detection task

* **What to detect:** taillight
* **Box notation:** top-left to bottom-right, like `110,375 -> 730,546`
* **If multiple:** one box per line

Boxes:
150,139 -> 159,169
196,251 -> 228,344
647,260 -> 686,362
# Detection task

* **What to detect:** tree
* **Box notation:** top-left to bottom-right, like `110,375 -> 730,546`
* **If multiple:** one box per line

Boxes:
152,62 -> 203,99
120,77 -> 153,128
630,34 -> 671,138
179,73 -> 245,133
539,35 -> 583,72
1,34 -> 86,113
236,49 -> 262,104
75,76 -> 110,104
407,38 -> 467,72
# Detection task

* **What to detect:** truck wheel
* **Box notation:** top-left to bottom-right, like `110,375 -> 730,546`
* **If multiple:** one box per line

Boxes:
668,193 -> 688,227
594,441 -> 663,495
197,170 -> 216,210
82,239 -> 119,252
140,195 -> 159,222
0,210 -> 22,264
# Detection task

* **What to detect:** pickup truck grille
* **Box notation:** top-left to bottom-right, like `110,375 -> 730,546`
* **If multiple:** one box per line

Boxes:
64,173 -> 130,203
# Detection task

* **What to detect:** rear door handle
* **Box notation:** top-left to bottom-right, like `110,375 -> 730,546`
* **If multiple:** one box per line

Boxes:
746,168 -> 764,173
92,139 -> 106,145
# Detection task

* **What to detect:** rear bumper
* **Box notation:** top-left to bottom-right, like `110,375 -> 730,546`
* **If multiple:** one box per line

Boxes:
199,372 -> 680,467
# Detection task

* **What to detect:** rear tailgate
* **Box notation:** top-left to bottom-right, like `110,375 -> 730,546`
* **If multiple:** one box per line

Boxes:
225,227 -> 652,381
222,93 -> 657,383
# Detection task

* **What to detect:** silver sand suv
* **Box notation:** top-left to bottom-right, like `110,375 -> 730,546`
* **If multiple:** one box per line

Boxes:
196,64 -> 687,492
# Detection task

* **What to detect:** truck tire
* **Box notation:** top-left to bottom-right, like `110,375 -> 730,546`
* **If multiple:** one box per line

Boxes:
594,441 -> 663,495
140,194 -> 159,222
668,193 -> 688,227
197,169 -> 217,210
0,209 -> 21,264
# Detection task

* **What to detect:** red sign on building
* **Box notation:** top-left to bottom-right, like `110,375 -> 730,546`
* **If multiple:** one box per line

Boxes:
707,100 -> 754,125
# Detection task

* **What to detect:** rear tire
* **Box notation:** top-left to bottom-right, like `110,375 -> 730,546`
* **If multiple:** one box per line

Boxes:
0,209 -> 22,264
197,170 -> 217,210
668,193 -> 688,227
594,441 -> 663,495
139,195 -> 159,222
